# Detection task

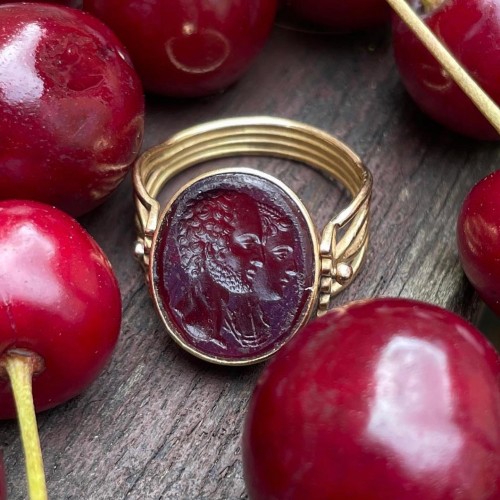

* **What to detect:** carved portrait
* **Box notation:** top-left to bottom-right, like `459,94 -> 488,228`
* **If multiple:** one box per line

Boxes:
154,171 -> 316,362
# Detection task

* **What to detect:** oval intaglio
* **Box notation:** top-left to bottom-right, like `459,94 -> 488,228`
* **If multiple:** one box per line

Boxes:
151,169 -> 319,364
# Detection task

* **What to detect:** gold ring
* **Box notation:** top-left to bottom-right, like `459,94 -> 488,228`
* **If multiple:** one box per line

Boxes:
133,116 -> 372,366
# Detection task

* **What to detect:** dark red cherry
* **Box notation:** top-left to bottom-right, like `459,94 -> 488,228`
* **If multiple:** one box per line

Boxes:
457,170 -> 500,315
0,200 -> 122,419
82,0 -> 277,97
243,298 -> 500,499
283,0 -> 390,32
392,0 -> 500,140
0,4 -> 144,216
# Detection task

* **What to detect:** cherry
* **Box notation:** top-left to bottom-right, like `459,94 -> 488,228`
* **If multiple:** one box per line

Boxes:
457,170 -> 500,316
243,298 -> 500,499
392,0 -> 500,140
0,200 -> 121,417
0,4 -> 144,217
0,200 -> 121,497
82,0 -> 277,97
282,0 -> 390,32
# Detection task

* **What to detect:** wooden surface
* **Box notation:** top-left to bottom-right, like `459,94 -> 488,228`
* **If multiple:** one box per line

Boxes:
1,21 -> 499,500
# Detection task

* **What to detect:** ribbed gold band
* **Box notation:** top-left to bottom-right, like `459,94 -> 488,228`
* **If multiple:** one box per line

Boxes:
133,116 -> 372,313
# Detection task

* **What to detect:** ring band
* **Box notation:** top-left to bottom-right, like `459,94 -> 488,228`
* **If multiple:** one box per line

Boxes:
133,116 -> 372,365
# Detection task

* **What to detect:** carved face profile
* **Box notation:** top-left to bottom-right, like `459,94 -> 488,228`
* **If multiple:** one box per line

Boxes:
176,191 -> 265,295
153,171 -> 317,363
259,203 -> 299,297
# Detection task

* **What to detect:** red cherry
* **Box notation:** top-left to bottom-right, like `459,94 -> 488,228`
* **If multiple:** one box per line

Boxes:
243,298 -> 500,499
82,0 -> 277,97
283,0 -> 390,32
392,0 -> 500,140
457,170 -> 500,316
0,200 -> 122,419
0,4 -> 144,216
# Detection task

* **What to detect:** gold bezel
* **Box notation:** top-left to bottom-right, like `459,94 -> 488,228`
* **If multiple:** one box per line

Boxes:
149,167 -> 321,366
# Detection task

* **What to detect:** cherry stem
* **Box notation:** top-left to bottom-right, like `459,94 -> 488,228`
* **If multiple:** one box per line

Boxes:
3,353 -> 47,500
386,0 -> 500,136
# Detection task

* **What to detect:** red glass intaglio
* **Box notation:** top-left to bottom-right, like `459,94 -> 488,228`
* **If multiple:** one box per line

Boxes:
83,0 -> 277,97
0,4 -> 144,216
153,170 -> 318,363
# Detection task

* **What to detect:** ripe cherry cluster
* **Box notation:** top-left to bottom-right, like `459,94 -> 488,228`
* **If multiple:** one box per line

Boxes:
0,3 -> 140,499
0,1 -> 498,499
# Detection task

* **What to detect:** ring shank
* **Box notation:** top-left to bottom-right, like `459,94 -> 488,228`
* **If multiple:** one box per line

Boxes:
134,116 -> 372,313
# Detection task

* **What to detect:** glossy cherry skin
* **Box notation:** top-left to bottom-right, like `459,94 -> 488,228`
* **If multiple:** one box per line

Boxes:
457,171 -> 500,315
243,298 -> 500,499
283,0 -> 390,31
0,4 -> 144,217
392,0 -> 500,140
83,0 -> 277,97
0,200 -> 122,419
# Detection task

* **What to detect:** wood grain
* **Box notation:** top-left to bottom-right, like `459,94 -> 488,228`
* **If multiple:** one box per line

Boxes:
1,23 -> 499,500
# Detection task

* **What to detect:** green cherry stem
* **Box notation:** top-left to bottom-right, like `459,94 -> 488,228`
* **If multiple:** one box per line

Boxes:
2,351 -> 47,500
387,0 -> 500,135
